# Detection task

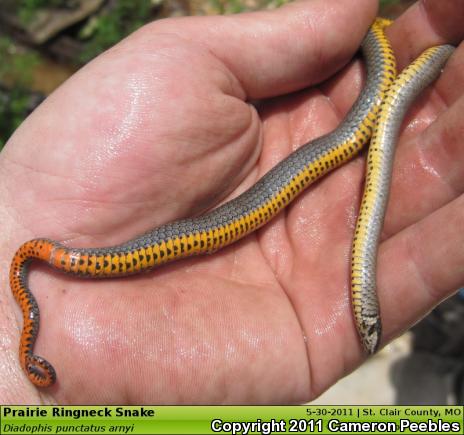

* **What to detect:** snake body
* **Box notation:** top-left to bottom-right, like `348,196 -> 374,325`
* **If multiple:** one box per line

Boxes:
9,18 -> 453,388
351,44 -> 455,354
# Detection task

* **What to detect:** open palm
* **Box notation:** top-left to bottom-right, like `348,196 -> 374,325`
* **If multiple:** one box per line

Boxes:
1,0 -> 463,404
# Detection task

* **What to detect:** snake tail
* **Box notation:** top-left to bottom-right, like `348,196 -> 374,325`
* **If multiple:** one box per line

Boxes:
10,239 -> 56,387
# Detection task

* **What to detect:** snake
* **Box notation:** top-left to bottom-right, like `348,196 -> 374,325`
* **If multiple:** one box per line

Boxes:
9,18 -> 454,388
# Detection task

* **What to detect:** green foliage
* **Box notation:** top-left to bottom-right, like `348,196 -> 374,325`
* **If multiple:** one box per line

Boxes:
18,0 -> 74,23
0,37 -> 40,148
271,0 -> 289,7
0,88 -> 32,148
79,0 -> 153,63
380,0 -> 401,6
208,0 -> 289,14
21,0 -> 68,8
228,0 -> 247,14
0,37 -> 39,87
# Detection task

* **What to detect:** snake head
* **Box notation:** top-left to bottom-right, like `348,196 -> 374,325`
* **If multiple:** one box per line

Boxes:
360,316 -> 382,355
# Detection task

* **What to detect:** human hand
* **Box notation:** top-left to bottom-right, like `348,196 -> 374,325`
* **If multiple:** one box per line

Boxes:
1,0 -> 463,404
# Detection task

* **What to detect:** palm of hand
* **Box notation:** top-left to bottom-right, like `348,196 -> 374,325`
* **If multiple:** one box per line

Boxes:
1,0 -> 463,404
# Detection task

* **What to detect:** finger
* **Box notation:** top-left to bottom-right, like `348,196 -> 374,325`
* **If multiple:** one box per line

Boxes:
435,40 -> 464,108
373,0 -> 464,235
379,193 -> 464,345
137,0 -> 378,99
386,0 -> 464,70
386,89 -> 464,236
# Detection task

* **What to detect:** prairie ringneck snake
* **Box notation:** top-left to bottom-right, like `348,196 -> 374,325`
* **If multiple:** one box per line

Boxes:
9,18 -> 454,387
